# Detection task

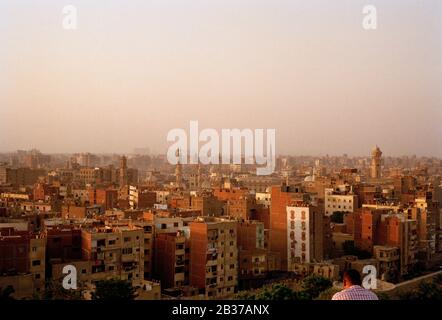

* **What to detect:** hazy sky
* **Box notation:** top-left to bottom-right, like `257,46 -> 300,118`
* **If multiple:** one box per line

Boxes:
0,0 -> 441,156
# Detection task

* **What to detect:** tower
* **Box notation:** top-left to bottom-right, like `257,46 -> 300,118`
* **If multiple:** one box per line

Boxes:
370,146 -> 382,179
119,155 -> 128,187
197,163 -> 201,189
175,149 -> 183,189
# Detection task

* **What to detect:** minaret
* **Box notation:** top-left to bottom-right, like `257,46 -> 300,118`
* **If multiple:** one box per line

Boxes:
197,163 -> 201,189
175,149 -> 183,189
370,146 -> 382,179
119,155 -> 128,187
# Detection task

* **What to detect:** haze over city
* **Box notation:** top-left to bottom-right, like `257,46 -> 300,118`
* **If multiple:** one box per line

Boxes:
3,0 -> 442,307
0,0 -> 441,156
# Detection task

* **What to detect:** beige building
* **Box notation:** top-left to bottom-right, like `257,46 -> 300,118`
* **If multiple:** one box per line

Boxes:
81,225 -> 144,286
324,188 -> 358,216
131,220 -> 155,280
373,245 -> 400,279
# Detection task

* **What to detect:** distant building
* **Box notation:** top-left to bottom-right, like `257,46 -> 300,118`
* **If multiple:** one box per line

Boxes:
370,146 -> 382,179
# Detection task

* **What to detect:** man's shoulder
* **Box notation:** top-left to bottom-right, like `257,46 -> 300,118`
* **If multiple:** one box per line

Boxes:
332,286 -> 379,300
331,290 -> 349,300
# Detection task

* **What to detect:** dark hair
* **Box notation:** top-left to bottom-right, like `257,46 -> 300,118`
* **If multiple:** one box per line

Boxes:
343,269 -> 362,285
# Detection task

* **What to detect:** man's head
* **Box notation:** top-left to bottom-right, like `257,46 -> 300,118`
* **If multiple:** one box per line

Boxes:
343,269 -> 362,289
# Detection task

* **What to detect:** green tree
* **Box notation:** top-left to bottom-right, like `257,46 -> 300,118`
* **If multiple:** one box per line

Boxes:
234,291 -> 256,300
0,286 -> 15,301
398,281 -> 442,300
255,284 -> 296,300
375,292 -> 391,300
302,275 -> 332,299
92,279 -> 137,300
434,274 -> 442,285
43,279 -> 84,300
315,287 -> 339,300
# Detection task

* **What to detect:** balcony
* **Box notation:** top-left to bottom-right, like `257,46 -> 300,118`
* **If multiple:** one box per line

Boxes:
122,254 -> 136,262
175,259 -> 185,266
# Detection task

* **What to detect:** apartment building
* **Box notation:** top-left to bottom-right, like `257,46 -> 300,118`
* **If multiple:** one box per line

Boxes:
324,187 -> 358,216
81,226 -> 144,286
269,185 -> 310,271
189,217 -> 238,298
286,202 -> 324,270
0,228 -> 46,299
153,231 -> 186,289
131,220 -> 155,280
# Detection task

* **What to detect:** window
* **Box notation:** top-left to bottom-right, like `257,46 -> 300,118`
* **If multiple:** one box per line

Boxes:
174,222 -> 179,227
122,248 -> 133,255
108,240 -> 116,245
32,260 -> 41,266
124,237 -> 131,242
35,273 -> 41,279
301,211 -> 306,220
32,247 -> 37,252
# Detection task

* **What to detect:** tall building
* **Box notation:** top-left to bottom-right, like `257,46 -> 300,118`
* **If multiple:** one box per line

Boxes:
81,226 -> 144,286
0,228 -> 45,299
131,221 -> 155,280
377,214 -> 418,276
153,231 -> 186,289
350,208 -> 384,253
370,146 -> 382,179
189,217 -> 238,298
413,196 -> 437,261
269,185 -> 309,270
286,202 -> 324,269
175,149 -> 183,189
119,156 -> 128,187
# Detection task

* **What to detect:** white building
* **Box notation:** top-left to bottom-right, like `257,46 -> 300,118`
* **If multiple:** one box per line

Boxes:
324,188 -> 358,216
255,192 -> 271,208
286,204 -> 323,270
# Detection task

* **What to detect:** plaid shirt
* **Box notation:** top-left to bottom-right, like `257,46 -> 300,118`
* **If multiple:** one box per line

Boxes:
332,285 -> 379,300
